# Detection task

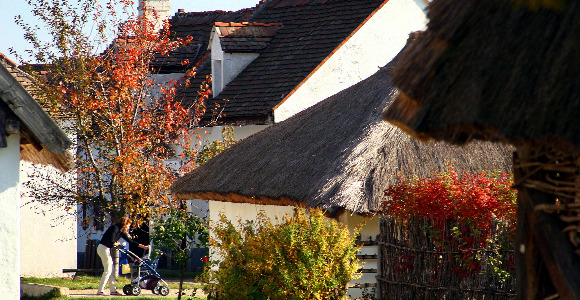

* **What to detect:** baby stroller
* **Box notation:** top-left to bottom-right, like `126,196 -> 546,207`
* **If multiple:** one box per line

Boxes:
116,246 -> 170,296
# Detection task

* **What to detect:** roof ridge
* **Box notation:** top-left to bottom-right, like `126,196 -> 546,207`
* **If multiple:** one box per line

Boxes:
247,0 -> 277,22
0,52 -> 19,68
214,21 -> 284,27
174,7 -> 254,16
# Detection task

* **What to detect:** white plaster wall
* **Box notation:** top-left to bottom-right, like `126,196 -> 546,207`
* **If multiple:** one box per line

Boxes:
0,134 -> 22,300
274,0 -> 427,122
166,124 -> 269,170
210,32 -> 224,61
187,199 -> 210,218
207,201 -> 295,263
208,201 -> 296,227
339,213 -> 380,242
210,32 -> 225,95
149,73 -> 184,100
207,203 -> 377,243
20,118 -> 78,278
20,162 -> 78,278
196,125 -> 270,145
222,53 -> 259,91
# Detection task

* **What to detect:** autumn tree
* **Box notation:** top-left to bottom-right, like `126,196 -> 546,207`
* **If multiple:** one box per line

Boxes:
16,0 -> 211,225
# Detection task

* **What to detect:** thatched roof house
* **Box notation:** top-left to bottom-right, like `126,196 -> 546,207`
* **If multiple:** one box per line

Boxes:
382,0 -> 580,298
0,52 -> 72,298
171,57 -> 513,216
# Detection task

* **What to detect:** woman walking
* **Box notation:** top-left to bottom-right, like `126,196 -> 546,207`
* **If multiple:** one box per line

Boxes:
97,216 -> 149,296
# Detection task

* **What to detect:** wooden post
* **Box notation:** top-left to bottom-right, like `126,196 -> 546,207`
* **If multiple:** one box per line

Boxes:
514,148 -> 580,299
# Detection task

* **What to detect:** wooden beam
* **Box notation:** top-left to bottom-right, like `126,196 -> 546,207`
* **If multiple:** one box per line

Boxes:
0,62 -> 71,153
514,151 -> 580,300
515,190 -> 558,299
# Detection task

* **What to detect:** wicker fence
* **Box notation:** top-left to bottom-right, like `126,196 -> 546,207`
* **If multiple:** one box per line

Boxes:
377,217 -> 516,299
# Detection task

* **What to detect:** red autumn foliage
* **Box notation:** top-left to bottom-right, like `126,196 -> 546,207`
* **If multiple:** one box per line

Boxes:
382,165 -> 517,276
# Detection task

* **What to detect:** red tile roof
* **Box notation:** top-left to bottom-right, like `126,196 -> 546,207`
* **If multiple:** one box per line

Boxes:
173,0 -> 386,124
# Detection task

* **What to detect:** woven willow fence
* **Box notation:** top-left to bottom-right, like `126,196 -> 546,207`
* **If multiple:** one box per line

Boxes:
378,217 -> 516,299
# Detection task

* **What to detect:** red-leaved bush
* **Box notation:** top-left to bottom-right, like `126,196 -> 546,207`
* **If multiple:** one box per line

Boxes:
382,165 -> 517,276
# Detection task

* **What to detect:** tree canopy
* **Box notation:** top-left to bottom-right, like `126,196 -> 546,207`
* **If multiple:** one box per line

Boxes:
18,0 -> 211,225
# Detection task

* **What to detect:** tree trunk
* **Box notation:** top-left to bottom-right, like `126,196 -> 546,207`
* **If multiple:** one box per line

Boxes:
178,264 -> 185,300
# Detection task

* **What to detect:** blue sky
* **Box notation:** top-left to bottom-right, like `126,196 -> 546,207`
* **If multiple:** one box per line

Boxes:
0,0 -> 261,63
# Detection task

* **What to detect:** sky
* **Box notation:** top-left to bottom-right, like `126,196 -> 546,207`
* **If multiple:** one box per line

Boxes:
0,0 -> 261,64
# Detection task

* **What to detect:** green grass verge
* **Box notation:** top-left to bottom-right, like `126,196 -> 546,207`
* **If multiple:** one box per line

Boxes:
22,272 -> 204,291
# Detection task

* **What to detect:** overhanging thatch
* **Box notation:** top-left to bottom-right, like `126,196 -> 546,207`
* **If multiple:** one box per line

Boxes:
0,57 -> 73,172
380,1 -> 580,298
383,0 -> 580,148
172,57 -> 513,216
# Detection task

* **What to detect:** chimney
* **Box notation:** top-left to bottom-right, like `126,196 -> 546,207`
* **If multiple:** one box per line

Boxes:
138,0 -> 171,31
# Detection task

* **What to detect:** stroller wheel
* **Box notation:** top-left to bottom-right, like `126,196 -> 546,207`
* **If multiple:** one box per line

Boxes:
153,285 -> 160,294
123,284 -> 132,295
159,286 -> 170,296
131,285 -> 142,296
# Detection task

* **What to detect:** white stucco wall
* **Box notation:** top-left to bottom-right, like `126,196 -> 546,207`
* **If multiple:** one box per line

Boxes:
195,125 -> 270,145
19,118 -> 78,277
149,73 -> 184,100
0,134 -> 22,299
20,161 -> 78,278
208,201 -> 296,227
339,213 -> 380,242
274,0 -> 428,122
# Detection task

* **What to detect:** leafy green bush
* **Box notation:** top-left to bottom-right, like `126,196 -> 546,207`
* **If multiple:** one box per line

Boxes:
151,208 -> 209,300
204,208 -> 361,300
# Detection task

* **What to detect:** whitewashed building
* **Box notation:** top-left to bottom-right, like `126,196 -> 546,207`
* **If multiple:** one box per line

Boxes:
0,54 -> 72,299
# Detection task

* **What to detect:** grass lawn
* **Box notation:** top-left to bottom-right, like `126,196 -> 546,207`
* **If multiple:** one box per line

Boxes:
21,270 -> 206,300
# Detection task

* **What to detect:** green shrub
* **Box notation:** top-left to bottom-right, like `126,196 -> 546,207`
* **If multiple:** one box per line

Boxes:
204,208 -> 361,300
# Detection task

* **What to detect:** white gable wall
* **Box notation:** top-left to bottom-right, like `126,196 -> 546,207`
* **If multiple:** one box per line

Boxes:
210,31 -> 259,96
0,134 -> 22,300
274,0 -> 427,122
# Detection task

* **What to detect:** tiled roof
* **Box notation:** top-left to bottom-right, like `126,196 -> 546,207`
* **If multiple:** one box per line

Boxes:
154,9 -> 255,73
175,0 -> 386,123
0,53 -> 36,93
214,22 -> 283,53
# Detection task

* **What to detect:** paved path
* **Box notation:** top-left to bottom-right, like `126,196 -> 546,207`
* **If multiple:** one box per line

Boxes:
68,287 -> 206,298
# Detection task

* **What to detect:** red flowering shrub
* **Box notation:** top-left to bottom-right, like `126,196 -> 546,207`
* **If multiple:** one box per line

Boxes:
382,165 -> 517,277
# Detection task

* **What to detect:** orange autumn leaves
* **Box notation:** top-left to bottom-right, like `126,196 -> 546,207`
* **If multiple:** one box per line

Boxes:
23,0 -> 208,222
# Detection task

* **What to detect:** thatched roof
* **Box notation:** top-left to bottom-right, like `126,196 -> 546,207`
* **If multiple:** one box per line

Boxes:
0,54 -> 73,172
383,0 -> 580,149
172,56 -> 513,216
